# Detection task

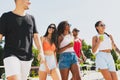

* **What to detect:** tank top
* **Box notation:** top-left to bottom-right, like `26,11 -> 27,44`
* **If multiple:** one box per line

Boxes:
59,34 -> 74,53
74,38 -> 82,58
97,34 -> 112,50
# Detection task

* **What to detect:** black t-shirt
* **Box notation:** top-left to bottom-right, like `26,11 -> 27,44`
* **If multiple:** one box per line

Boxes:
0,11 -> 38,61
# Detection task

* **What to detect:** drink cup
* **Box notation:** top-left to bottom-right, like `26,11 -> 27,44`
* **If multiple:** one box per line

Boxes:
99,35 -> 104,41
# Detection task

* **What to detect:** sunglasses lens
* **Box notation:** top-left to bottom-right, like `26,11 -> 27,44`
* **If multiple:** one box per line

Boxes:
49,25 -> 55,29
99,24 -> 105,27
49,27 -> 55,29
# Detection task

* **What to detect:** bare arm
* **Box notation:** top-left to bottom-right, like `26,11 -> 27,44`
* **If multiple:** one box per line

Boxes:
109,35 -> 120,54
0,34 -> 3,42
33,33 -> 45,61
57,35 -> 73,53
92,36 -> 101,53
38,36 -> 51,73
81,51 -> 87,62
54,52 -> 58,65
58,43 -> 73,53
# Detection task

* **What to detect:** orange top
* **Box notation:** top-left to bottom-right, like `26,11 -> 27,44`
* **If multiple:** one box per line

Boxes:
43,40 -> 56,51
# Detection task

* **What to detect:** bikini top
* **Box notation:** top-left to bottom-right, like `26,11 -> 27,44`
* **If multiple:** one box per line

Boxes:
43,40 -> 56,51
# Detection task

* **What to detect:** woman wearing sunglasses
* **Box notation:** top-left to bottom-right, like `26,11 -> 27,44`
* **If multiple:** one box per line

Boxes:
57,21 -> 81,80
92,21 -> 120,80
38,24 -> 61,80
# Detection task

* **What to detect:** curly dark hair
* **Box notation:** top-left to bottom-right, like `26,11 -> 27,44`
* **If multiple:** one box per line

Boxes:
57,21 -> 71,36
44,24 -> 57,45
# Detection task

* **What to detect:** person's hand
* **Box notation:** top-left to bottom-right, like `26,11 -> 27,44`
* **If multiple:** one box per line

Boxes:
37,54 -> 41,61
82,55 -> 87,62
44,62 -> 50,74
46,66 -> 50,74
37,53 -> 45,63
78,58 -> 84,63
68,41 -> 74,47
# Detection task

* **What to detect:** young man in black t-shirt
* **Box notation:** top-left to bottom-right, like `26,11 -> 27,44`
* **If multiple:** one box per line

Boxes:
0,0 -> 45,80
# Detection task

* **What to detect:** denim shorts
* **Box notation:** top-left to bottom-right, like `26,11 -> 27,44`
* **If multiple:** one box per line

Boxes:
95,52 -> 116,71
59,52 -> 78,69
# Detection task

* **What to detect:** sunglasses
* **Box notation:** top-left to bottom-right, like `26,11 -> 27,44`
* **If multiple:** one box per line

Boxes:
49,26 -> 55,29
99,24 -> 105,27
66,23 -> 71,27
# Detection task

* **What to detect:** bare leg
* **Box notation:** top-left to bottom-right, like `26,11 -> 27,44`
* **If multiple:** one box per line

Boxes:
7,75 -> 20,80
21,60 -> 32,80
70,63 -> 81,80
100,69 -> 112,80
60,68 -> 69,80
38,71 -> 47,80
71,77 -> 74,80
51,68 -> 61,80
110,71 -> 118,80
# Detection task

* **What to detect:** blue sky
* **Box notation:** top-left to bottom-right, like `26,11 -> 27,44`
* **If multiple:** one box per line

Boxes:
0,0 -> 120,48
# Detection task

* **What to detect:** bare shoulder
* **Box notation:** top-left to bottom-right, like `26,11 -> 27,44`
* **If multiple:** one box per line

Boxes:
58,35 -> 63,41
92,35 -> 97,40
40,36 -> 45,41
57,35 -> 64,44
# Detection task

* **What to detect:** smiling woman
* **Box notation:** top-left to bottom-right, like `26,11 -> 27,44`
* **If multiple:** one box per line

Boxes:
57,21 -> 81,80
92,21 -> 120,80
38,23 -> 61,80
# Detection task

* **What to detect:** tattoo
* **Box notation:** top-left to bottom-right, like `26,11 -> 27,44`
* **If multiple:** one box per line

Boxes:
116,47 -> 120,54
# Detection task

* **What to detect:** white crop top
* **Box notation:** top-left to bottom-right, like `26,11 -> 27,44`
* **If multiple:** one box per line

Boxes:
97,34 -> 112,51
59,34 -> 74,53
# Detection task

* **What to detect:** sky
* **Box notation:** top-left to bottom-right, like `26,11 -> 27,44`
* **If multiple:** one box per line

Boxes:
0,0 -> 120,48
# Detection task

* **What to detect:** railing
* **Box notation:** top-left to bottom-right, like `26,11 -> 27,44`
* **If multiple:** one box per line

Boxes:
31,66 -> 39,69
0,66 -> 4,68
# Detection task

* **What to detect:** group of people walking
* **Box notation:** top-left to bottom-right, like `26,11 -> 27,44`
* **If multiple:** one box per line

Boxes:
38,21 -> 86,80
0,0 -> 120,80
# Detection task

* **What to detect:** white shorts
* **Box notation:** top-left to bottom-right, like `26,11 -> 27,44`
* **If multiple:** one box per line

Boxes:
95,52 -> 116,71
3,56 -> 33,80
39,54 -> 57,71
